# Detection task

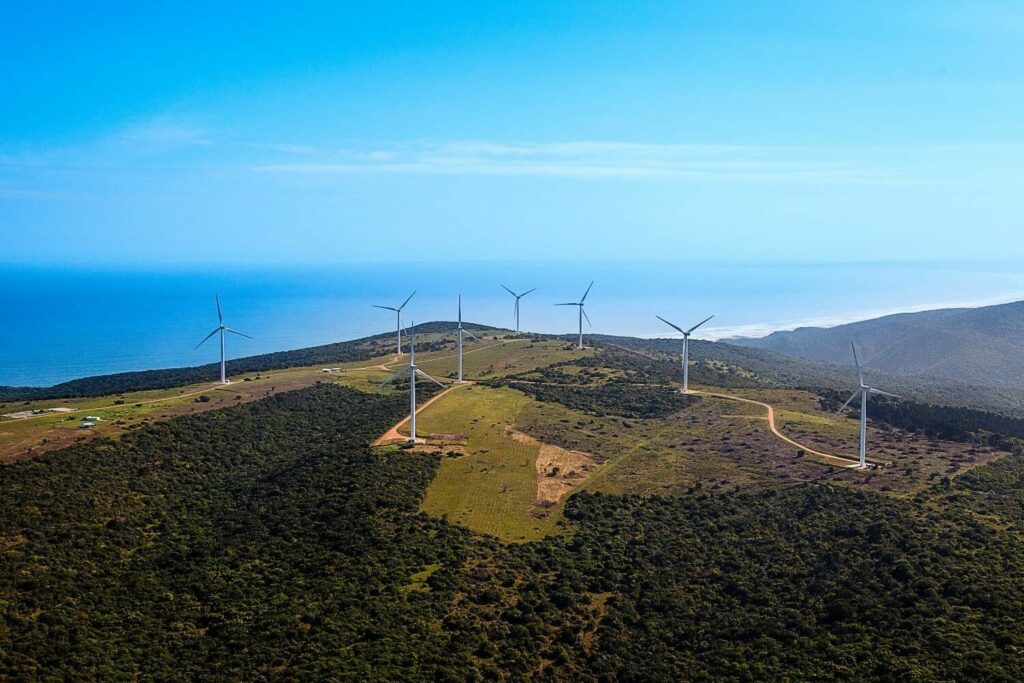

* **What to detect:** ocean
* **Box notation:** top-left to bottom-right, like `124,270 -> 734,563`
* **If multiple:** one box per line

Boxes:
2,260 -> 1023,387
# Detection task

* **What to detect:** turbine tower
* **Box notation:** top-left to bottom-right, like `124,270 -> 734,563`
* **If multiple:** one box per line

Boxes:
655,314 -> 714,393
501,285 -> 536,333
193,295 -> 252,384
372,290 -> 416,355
556,281 -> 593,350
444,294 -> 481,383
834,341 -> 900,468
377,323 -> 447,444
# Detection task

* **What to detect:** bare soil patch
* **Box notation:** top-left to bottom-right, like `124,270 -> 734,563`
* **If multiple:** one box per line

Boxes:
510,430 -> 598,505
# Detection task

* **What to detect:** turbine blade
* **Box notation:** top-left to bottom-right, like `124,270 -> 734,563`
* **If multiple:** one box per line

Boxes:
852,341 -> 864,386
687,314 -> 715,334
501,284 -> 517,297
869,388 -> 901,399
656,315 -> 686,335
555,302 -> 578,306
193,328 -> 220,350
224,327 -> 253,339
521,287 -> 536,297
832,390 -> 861,420
399,290 -> 416,311
582,308 -> 592,327
373,305 -> 399,311
416,368 -> 447,388
215,294 -> 223,324
458,294 -> 462,324
375,367 -> 409,391
580,281 -> 594,303
465,329 -> 482,342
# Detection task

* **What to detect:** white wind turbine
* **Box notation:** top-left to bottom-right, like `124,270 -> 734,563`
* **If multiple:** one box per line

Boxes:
372,290 -> 416,355
556,281 -> 593,350
834,341 -> 900,468
443,295 -> 481,383
655,314 -> 714,393
376,323 -> 447,444
193,295 -> 252,384
501,285 -> 536,333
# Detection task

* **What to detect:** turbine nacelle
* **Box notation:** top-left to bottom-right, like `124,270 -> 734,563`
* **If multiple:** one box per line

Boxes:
375,322 -> 447,443
556,281 -> 594,349
442,295 -> 482,383
372,290 -> 416,355
656,312 -> 714,393
833,341 -> 901,468
193,295 -> 252,384
501,284 -> 536,333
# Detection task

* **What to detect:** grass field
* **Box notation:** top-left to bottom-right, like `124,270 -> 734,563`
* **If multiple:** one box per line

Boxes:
414,338 -> 589,381
413,384 -> 564,542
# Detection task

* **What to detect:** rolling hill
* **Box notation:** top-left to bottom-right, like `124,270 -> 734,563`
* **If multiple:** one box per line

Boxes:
4,341 -> 1024,679
731,300 -> 1024,389
0,321 -> 504,402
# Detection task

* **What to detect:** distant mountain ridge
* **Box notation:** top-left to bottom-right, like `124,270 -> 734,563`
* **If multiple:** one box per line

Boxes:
731,300 -> 1024,389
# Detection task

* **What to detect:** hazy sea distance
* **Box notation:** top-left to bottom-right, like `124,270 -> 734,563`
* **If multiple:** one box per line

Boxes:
2,260 -> 1023,387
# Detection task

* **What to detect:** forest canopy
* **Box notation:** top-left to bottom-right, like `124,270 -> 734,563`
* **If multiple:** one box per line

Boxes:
3,383 -> 1024,680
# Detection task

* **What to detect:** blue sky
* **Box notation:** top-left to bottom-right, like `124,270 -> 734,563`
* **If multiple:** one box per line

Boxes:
2,1 -> 1023,266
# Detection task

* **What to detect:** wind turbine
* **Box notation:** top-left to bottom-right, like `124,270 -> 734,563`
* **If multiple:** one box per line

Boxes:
556,281 -> 593,350
833,341 -> 900,468
372,290 -> 416,355
193,295 -> 252,384
655,314 -> 714,393
444,295 -> 481,383
501,285 -> 536,333
377,323 -> 447,444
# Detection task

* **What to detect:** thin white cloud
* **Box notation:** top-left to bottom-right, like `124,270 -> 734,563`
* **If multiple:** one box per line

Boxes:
114,118 -> 210,146
247,143 -> 322,155
251,140 -> 895,183
0,186 -> 89,201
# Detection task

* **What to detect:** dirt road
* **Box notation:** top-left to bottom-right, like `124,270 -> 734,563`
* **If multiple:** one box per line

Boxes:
694,390 -> 873,468
9,381 -> 239,423
373,382 -> 472,445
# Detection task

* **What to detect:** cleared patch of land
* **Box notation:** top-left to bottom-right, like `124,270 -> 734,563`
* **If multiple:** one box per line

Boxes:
511,429 -> 597,506
414,384 -> 567,542
414,338 -> 590,381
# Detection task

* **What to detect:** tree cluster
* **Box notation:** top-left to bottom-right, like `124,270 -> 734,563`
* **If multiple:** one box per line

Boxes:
4,383 -> 1024,680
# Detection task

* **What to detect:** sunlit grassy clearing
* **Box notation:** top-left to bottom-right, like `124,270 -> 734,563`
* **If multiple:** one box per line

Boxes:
415,339 -> 592,381
414,384 -> 562,542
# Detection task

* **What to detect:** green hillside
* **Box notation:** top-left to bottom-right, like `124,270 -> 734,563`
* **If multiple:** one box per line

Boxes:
4,338 -> 1024,679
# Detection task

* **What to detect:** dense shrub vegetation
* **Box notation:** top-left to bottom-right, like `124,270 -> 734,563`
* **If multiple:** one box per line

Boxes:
821,390 -> 1024,451
505,379 -> 698,419
491,352 -> 700,418
4,384 -> 1024,680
